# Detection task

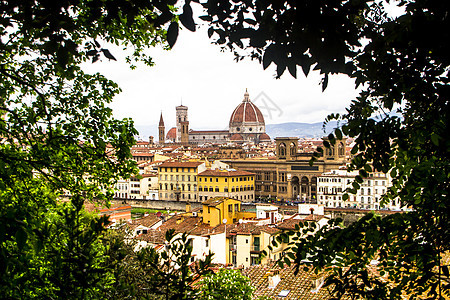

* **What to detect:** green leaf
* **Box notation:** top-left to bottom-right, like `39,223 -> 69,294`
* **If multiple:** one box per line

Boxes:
180,3 -> 196,32
101,48 -> 116,61
167,22 -> 179,48
287,63 -> 297,78
430,133 -> 439,146
322,74 -> 329,92
15,228 -> 27,250
335,128 -> 343,140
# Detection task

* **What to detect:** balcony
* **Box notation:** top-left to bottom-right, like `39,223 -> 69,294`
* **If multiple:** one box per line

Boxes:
250,245 -> 260,252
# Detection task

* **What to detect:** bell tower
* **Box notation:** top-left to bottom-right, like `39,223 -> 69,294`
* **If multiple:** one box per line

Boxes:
176,104 -> 189,144
158,112 -> 165,145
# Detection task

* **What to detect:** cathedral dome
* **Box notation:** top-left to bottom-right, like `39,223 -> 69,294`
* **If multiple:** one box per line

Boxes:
229,90 -> 265,126
230,133 -> 244,141
259,133 -> 271,142
166,127 -> 176,140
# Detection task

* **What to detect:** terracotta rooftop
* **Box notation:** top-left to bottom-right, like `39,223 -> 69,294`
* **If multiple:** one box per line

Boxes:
230,133 -> 244,141
158,161 -> 204,168
131,214 -> 162,228
243,263 -> 334,299
190,130 -> 229,134
198,169 -> 255,177
259,134 -> 271,141
202,197 -> 240,207
277,218 -> 305,231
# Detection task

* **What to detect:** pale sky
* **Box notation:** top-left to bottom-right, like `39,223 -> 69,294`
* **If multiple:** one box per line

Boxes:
82,12 -> 360,138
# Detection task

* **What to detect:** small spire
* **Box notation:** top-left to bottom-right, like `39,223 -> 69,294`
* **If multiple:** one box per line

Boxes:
159,112 -> 164,126
243,89 -> 250,102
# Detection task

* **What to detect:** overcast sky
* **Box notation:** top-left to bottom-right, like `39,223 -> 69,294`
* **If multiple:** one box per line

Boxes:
82,13 -> 360,138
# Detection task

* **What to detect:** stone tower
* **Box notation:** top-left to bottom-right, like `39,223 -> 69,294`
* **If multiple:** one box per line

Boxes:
275,137 -> 298,160
176,105 -> 189,144
158,112 -> 165,145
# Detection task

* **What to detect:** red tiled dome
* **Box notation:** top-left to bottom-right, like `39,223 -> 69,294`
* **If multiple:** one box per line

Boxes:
259,133 -> 271,141
166,127 -> 176,140
230,133 -> 244,141
229,90 -> 265,126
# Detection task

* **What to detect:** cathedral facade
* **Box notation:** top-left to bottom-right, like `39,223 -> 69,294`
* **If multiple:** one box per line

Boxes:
159,90 -> 271,145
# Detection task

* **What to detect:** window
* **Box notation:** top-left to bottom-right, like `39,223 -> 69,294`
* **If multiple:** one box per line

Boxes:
234,204 -> 239,212
215,187 -> 219,192
228,204 -> 232,212
216,178 -> 218,182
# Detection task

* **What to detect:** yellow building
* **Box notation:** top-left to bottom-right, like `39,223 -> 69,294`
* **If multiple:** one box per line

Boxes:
198,170 -> 255,202
158,161 -> 206,202
202,197 -> 243,226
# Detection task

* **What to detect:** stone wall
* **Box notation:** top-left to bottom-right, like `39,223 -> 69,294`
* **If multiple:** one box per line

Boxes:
111,199 -> 203,212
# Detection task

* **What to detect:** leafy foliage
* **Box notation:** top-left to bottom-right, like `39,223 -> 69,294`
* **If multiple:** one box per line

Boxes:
0,0 -> 197,297
201,0 -> 450,298
102,228 -> 213,299
197,268 -> 254,300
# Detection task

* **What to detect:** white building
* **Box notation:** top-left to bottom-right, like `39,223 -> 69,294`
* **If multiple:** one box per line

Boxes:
114,175 -> 159,200
317,169 -> 403,211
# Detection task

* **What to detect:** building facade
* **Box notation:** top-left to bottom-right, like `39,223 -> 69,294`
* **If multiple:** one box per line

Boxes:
158,161 -> 206,202
197,169 -> 255,202
223,137 -> 348,202
317,169 -> 403,210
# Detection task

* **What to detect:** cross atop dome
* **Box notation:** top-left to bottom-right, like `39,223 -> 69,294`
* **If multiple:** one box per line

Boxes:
243,88 -> 250,102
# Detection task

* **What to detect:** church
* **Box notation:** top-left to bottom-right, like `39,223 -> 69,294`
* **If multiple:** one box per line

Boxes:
158,90 -> 271,145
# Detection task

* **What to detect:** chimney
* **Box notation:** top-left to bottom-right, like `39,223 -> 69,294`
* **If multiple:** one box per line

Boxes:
311,274 -> 324,292
268,270 -> 281,289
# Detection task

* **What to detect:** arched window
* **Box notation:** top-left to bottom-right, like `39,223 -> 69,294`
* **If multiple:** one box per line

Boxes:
290,142 -> 296,156
279,143 -> 286,157
338,142 -> 345,156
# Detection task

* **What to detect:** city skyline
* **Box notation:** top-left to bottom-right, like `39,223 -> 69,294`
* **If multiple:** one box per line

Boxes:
81,14 -> 360,137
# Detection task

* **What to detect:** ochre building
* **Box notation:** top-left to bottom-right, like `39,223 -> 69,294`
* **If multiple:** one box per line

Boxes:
223,137 -> 347,202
